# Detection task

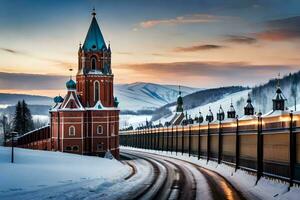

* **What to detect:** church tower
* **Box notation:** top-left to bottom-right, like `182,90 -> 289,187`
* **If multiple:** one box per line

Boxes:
50,9 -> 120,158
77,9 -> 114,108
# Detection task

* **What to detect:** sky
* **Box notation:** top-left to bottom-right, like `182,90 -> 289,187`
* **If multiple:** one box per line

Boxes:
1,0 -> 300,96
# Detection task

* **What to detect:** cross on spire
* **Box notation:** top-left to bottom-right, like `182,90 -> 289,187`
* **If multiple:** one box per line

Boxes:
92,7 -> 96,17
277,72 -> 281,88
69,68 -> 73,80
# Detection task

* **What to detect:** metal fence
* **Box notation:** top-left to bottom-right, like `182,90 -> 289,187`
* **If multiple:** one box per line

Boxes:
120,112 -> 300,186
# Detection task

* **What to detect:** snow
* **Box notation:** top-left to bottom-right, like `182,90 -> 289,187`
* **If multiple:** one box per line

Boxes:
0,146 -> 130,199
154,90 -> 251,125
120,114 -> 152,128
115,82 -> 199,112
0,104 -> 10,109
122,147 -> 300,200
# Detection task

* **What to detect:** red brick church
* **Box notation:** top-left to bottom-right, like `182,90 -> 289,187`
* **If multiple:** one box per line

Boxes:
49,10 -> 120,158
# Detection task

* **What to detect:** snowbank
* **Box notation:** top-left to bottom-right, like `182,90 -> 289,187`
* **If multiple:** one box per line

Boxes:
122,147 -> 300,200
0,147 -> 130,198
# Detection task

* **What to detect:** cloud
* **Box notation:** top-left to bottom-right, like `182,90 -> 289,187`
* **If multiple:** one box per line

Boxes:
0,72 -> 67,90
0,47 -> 27,55
174,44 -> 224,52
118,61 -> 297,87
139,14 -> 220,28
0,46 -> 73,68
225,35 -> 257,44
256,16 -> 300,41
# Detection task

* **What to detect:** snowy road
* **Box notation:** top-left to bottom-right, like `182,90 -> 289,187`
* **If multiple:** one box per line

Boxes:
121,149 -> 247,200
1,147 -> 252,200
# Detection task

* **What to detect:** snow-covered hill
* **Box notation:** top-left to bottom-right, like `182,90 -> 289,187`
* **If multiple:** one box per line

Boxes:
115,82 -> 200,112
154,89 -> 251,125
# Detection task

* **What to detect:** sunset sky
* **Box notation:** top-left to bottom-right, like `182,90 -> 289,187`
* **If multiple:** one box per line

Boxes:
1,0 -> 300,96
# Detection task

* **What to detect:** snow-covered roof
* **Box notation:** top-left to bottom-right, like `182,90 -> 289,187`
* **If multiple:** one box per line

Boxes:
262,110 -> 290,118
239,115 -> 257,120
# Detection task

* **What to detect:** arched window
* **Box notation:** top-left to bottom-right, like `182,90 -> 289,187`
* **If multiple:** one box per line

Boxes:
94,81 -> 100,102
65,146 -> 72,151
97,125 -> 103,134
73,146 -> 79,152
69,126 -> 75,136
91,57 -> 96,70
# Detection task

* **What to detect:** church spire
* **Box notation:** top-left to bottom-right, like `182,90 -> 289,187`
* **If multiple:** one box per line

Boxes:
82,9 -> 107,51
176,85 -> 183,113
272,74 -> 287,111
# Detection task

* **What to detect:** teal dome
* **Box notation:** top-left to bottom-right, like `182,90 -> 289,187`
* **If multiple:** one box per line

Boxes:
54,95 -> 64,103
66,79 -> 76,90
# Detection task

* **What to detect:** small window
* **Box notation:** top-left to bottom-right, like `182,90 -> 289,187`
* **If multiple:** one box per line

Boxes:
94,81 -> 100,102
91,57 -> 96,70
97,125 -> 103,134
73,146 -> 79,152
69,126 -> 75,136
65,146 -> 72,151
97,143 -> 103,151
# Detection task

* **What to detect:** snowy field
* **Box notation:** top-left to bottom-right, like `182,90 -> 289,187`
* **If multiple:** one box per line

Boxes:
122,147 -> 300,200
0,147 -> 130,199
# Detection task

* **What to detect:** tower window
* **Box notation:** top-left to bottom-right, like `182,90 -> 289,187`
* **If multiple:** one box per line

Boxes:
91,57 -> 96,70
97,125 -> 103,134
69,126 -> 75,136
94,81 -> 100,102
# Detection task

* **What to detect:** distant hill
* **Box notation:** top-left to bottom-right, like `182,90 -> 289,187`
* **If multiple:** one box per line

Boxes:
0,82 -> 200,115
0,93 -> 52,105
251,72 -> 300,113
152,71 -> 300,124
114,82 -> 200,112
151,86 -> 247,121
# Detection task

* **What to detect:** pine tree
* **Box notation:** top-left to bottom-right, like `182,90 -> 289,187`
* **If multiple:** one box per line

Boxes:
21,100 -> 34,134
13,100 -> 34,135
13,101 -> 23,135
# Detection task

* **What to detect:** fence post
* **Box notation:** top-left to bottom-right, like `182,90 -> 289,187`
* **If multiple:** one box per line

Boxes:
166,126 -> 169,152
207,122 -> 210,163
155,128 -> 159,150
256,114 -> 263,184
157,127 -> 160,150
150,127 -> 153,150
176,126 -> 178,155
235,116 -> 240,171
182,125 -> 184,155
162,127 -> 165,152
289,111 -> 295,187
218,120 -> 222,164
189,125 -> 191,157
198,121 -> 201,160
171,125 -> 174,154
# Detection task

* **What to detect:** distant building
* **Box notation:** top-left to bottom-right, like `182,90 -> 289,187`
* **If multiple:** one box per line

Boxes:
50,10 -> 119,158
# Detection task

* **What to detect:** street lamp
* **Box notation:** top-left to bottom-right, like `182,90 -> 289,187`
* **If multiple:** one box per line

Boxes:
10,131 -> 18,163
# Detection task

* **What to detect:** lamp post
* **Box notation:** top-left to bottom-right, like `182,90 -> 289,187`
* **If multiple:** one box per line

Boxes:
198,112 -> 203,160
11,131 -> 18,163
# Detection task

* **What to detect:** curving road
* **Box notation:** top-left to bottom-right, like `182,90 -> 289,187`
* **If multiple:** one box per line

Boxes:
6,149 -> 252,200
121,149 -> 248,200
